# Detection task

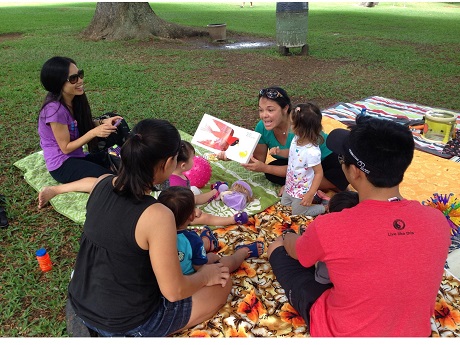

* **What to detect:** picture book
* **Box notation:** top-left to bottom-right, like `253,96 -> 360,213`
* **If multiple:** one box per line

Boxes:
191,113 -> 261,164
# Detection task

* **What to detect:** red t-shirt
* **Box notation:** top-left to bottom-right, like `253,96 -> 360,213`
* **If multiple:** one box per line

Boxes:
296,199 -> 451,337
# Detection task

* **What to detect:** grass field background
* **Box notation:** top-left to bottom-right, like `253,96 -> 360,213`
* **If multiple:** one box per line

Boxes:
0,1 -> 459,336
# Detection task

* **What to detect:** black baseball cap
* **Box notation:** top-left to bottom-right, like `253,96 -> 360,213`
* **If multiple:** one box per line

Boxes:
326,126 -> 383,176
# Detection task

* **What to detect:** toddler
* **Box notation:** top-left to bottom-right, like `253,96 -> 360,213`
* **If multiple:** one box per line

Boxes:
272,103 -> 329,216
158,186 -> 264,274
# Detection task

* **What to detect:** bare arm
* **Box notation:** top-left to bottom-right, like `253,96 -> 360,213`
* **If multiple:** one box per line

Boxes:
252,142 -> 268,162
50,121 -> 117,155
137,204 -> 230,302
283,232 -> 300,260
241,143 -> 288,177
194,189 -> 218,205
269,146 -> 289,159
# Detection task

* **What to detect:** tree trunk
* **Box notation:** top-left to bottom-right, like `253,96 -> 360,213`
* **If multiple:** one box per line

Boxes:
82,2 -> 209,41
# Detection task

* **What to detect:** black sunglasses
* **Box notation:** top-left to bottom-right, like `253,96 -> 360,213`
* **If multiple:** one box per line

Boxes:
67,70 -> 84,84
259,88 -> 284,99
338,154 -> 345,165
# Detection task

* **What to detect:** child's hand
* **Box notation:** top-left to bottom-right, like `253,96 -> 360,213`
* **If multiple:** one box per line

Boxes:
216,151 -> 227,161
269,146 -> 280,156
300,192 -> 314,207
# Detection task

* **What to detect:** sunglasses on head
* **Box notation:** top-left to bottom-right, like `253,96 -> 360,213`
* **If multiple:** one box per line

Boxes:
67,70 -> 84,84
259,88 -> 284,99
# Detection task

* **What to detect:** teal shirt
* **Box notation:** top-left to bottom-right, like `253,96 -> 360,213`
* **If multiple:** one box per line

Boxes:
255,120 -> 332,160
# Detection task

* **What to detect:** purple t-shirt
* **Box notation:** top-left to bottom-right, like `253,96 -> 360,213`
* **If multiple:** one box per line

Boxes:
38,101 -> 85,171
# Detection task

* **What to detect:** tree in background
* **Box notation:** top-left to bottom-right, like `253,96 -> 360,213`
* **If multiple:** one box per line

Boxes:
82,2 -> 208,41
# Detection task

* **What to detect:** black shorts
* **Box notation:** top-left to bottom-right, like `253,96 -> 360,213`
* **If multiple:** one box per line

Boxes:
321,153 -> 349,191
50,151 -> 112,184
268,246 -> 332,327
265,159 -> 288,186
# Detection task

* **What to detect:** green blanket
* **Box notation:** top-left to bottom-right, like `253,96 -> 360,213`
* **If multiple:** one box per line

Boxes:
14,130 -> 280,225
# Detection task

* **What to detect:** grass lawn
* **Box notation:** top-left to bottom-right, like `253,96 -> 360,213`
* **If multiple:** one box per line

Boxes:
0,1 -> 459,336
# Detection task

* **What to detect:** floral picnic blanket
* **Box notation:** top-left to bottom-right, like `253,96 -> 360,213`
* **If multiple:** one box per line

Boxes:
173,203 -> 460,337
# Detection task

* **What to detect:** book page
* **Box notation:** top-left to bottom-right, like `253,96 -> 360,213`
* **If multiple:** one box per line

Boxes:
191,114 -> 261,164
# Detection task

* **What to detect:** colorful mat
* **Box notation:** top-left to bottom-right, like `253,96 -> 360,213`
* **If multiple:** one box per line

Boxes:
172,203 -> 460,337
322,96 -> 460,160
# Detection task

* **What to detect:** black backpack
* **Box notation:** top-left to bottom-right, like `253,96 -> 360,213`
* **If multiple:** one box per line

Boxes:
93,112 -> 131,173
93,112 -> 131,152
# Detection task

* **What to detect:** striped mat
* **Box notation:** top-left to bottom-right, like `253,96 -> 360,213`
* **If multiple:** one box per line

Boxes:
322,96 -> 460,160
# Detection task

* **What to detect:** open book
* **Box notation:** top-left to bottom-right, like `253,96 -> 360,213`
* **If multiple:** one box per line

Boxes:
191,113 -> 261,164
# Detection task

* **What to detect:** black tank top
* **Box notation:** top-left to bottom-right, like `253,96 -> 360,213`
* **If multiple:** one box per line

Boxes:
68,175 -> 160,333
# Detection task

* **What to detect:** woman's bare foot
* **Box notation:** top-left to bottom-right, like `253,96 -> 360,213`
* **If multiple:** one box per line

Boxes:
38,186 -> 58,209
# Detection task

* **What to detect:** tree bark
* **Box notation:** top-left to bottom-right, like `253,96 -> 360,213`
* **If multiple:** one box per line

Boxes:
82,2 -> 208,41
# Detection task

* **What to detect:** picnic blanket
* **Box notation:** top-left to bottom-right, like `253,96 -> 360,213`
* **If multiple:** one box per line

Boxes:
172,202 -> 460,337
322,96 -> 460,160
13,130 -> 280,225
14,115 -> 460,337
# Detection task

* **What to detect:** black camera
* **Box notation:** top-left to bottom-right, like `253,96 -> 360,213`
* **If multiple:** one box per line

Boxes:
95,112 -> 131,152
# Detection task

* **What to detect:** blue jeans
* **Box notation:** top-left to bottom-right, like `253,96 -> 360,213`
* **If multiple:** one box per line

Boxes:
82,296 -> 192,337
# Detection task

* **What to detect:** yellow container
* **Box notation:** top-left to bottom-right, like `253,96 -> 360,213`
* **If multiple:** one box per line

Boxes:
422,110 -> 458,144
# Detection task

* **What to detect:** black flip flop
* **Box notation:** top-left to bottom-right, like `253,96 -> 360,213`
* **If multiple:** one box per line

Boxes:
0,206 -> 8,229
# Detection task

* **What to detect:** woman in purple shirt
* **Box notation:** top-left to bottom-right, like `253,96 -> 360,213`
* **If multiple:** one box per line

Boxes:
37,56 -> 122,208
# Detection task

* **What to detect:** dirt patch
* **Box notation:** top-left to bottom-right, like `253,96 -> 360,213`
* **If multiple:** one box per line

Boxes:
0,32 -> 23,42
130,32 -> 350,121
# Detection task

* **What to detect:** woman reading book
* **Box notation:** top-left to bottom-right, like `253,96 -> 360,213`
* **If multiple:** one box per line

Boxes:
217,86 -> 348,195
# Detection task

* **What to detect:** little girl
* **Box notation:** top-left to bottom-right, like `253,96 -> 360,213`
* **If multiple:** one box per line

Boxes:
270,103 -> 328,216
158,140 -> 248,226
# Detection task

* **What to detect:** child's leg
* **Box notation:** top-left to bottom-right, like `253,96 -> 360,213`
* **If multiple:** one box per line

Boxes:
38,177 -> 97,209
191,212 -> 235,226
191,211 -> 248,226
315,261 -> 331,284
280,190 -> 292,206
291,198 -> 325,216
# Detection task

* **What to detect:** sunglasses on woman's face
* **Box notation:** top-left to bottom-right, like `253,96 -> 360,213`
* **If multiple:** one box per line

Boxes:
67,70 -> 84,84
259,88 -> 284,99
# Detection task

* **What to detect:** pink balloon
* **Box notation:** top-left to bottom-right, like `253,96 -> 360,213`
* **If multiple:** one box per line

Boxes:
183,156 -> 212,188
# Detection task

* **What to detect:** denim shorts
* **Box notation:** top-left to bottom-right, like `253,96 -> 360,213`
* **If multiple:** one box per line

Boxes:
82,296 -> 192,337
269,246 -> 332,327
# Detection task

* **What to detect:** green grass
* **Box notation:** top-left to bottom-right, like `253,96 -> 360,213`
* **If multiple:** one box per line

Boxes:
0,1 -> 459,337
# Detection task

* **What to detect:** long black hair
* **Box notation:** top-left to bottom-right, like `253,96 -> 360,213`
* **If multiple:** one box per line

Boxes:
114,119 -> 181,201
39,56 -> 97,152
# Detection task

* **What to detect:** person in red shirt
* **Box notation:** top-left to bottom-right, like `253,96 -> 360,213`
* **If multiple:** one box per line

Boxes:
267,115 -> 451,337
